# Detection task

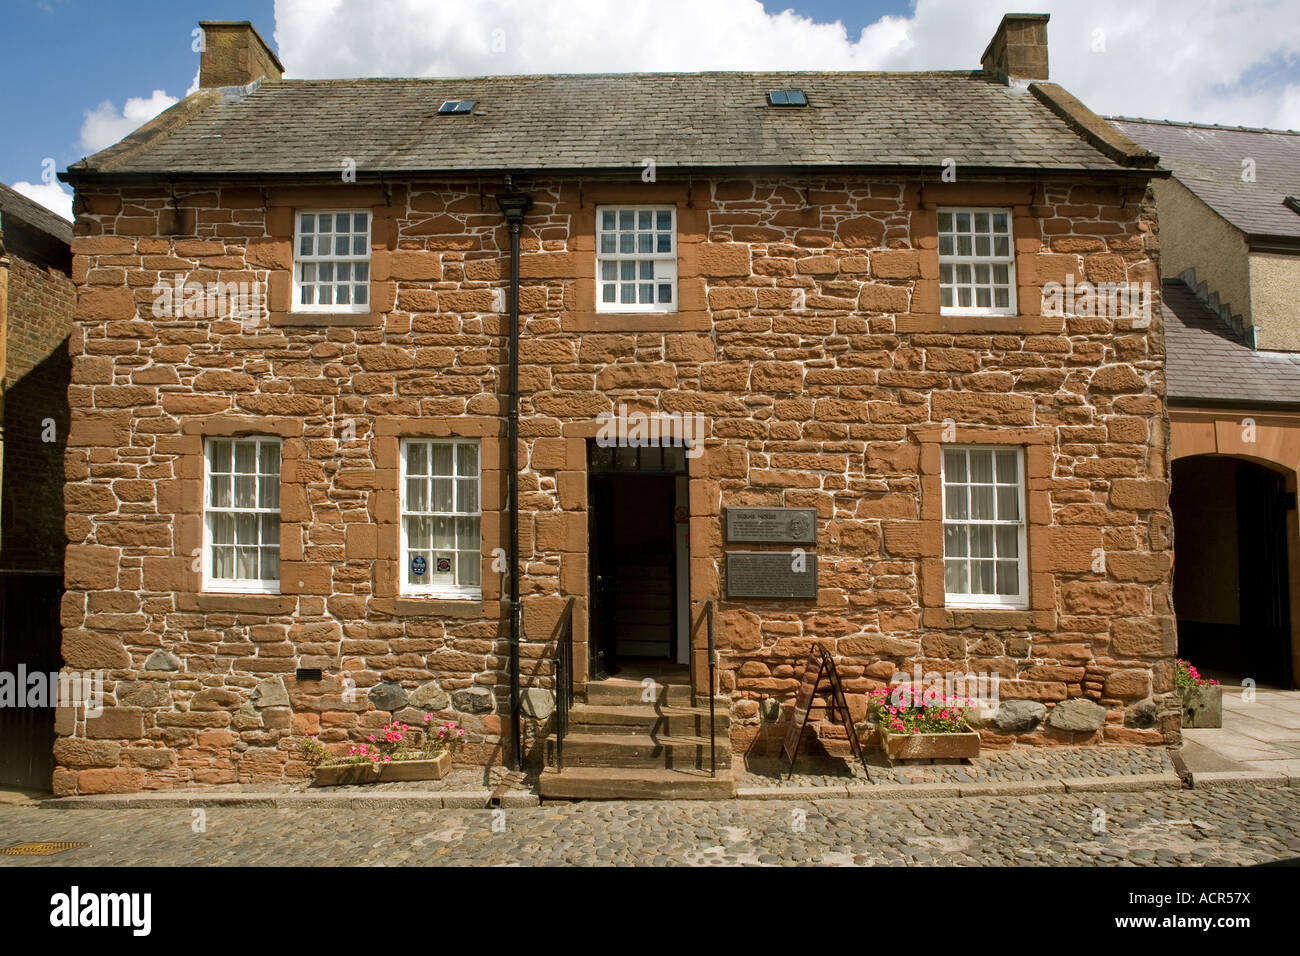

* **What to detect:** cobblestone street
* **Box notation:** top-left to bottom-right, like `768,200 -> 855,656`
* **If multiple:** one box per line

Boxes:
2,785 -> 1297,867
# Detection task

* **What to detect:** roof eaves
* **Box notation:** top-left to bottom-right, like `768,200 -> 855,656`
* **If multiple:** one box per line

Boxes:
61,87 -> 225,181
0,182 -> 73,245
57,162 -> 1163,185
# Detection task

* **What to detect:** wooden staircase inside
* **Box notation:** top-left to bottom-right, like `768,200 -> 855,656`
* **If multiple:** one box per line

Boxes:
539,676 -> 735,800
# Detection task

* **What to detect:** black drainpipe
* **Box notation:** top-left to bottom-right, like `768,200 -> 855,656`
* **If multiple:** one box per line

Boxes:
496,180 -> 532,771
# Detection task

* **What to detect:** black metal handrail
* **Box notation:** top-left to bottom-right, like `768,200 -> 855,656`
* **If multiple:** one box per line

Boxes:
553,597 -> 576,769
705,599 -> 717,777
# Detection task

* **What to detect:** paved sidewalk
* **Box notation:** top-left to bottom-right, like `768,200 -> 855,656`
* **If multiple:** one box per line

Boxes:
2,785 -> 1297,866
1182,687 -> 1300,784
38,746 -> 1193,809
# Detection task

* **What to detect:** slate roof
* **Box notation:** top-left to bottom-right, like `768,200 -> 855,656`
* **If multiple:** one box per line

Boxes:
1112,118 -> 1300,243
0,182 -> 73,244
69,72 -> 1152,179
1164,279 -> 1300,406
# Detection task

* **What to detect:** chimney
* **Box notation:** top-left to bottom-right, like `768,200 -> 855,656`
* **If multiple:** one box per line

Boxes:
980,13 -> 1050,84
198,20 -> 284,89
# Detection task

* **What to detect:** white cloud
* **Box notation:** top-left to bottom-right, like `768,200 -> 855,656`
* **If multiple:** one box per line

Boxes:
80,89 -> 179,153
9,180 -> 74,222
273,0 -> 1300,129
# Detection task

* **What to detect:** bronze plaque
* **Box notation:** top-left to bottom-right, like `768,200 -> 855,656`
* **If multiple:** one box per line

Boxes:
725,507 -> 817,544
725,551 -> 817,599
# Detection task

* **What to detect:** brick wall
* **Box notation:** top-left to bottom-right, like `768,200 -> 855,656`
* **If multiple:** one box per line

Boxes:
2,223 -> 74,572
55,173 -> 1175,793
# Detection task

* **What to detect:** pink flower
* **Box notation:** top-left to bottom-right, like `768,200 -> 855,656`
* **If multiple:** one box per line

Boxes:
457,729 -> 464,737
369,734 -> 376,743
359,745 -> 367,755
382,755 -> 391,763
424,713 -> 433,722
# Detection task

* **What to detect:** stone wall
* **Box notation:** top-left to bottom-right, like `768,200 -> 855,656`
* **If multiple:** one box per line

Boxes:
55,172 -> 1175,793
2,222 -> 75,572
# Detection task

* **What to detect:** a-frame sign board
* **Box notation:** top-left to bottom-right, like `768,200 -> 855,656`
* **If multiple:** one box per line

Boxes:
781,643 -> 869,779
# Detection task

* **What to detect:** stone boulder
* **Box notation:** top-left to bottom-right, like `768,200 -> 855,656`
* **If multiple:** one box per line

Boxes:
408,681 -> 450,712
368,681 -> 408,712
992,699 -> 1047,734
452,686 -> 493,714
521,688 -> 555,721
251,677 -> 289,710
144,650 -> 181,672
1046,697 -> 1107,733
1124,699 -> 1158,729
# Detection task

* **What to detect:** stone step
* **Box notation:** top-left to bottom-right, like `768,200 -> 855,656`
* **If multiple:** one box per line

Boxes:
539,766 -> 736,800
549,732 -> 724,770
568,703 -> 730,736
583,678 -> 692,706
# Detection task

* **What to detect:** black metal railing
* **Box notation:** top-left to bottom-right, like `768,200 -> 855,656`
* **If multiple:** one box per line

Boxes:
553,597 -> 576,769
705,599 -> 717,777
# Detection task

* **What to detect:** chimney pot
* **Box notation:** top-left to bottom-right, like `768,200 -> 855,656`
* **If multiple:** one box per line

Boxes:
198,20 -> 283,89
981,13 -> 1050,84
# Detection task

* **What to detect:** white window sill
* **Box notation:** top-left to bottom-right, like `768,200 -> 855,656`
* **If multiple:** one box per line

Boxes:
938,308 -> 1018,318
202,583 -> 281,595
944,599 -> 1028,610
399,590 -> 483,602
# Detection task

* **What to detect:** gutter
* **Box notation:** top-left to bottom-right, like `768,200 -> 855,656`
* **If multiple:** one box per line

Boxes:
495,181 -> 532,772
61,164 -> 1166,187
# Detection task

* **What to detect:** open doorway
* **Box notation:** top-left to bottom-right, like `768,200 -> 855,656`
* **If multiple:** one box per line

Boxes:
587,441 -> 689,680
1171,455 -> 1295,688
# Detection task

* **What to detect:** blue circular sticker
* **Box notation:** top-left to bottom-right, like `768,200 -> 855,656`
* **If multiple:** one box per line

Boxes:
411,555 -> 427,576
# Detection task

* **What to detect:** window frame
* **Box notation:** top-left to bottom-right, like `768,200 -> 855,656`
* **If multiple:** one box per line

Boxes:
595,204 -> 678,314
201,436 -> 282,595
292,209 -> 373,314
940,444 -> 1028,609
937,206 -> 1017,317
399,437 -> 483,600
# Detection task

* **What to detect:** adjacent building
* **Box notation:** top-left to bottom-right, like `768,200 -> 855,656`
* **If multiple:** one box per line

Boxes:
53,15 -> 1177,797
1114,118 -> 1300,691
0,182 -> 75,789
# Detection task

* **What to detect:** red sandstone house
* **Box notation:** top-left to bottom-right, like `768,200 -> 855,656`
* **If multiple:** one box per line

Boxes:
53,15 -> 1178,798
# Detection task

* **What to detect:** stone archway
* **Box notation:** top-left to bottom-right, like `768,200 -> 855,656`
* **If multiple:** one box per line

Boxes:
1170,452 -> 1297,688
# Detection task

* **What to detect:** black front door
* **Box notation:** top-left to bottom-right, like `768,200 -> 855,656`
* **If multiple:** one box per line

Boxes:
587,441 -> 687,678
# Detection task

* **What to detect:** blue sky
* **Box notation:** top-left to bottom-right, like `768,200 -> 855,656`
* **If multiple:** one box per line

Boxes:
3,0 -> 1297,221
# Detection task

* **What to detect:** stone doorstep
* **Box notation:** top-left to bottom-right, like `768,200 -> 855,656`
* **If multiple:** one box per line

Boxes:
1189,770 -> 1293,790
42,790 -> 540,810
1060,773 -> 1182,793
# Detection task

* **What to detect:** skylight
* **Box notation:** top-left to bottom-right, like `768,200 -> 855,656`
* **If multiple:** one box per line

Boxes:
437,99 -> 476,115
767,90 -> 808,107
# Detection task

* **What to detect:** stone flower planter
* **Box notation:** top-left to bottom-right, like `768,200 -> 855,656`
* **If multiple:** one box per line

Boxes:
313,750 -> 452,787
879,723 -> 980,761
1180,684 -> 1223,729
